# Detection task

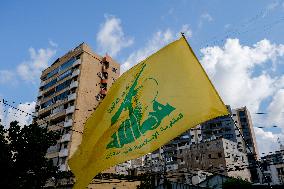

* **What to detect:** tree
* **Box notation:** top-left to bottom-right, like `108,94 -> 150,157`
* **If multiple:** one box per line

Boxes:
223,177 -> 252,189
0,121 -> 60,189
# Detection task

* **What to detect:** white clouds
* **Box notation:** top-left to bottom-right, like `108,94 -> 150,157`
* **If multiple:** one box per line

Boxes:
254,127 -> 283,154
49,39 -> 58,48
201,13 -> 213,22
1,101 -> 35,128
200,38 -> 284,154
266,89 -> 284,126
97,15 -> 133,57
0,44 -> 56,85
121,29 -> 175,74
199,12 -> 213,28
180,24 -> 192,38
17,47 -> 56,83
200,38 -> 284,113
120,25 -> 193,74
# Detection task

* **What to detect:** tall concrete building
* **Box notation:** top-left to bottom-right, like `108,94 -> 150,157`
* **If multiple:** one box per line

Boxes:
34,43 -> 120,171
180,138 -> 251,181
201,106 -> 260,182
259,149 -> 284,185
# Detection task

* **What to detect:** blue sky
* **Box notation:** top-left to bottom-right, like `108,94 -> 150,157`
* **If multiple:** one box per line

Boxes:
1,0 -> 284,155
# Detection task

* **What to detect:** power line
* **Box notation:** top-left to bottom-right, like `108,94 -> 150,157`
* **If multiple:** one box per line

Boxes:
230,115 -> 272,188
0,98 -> 84,134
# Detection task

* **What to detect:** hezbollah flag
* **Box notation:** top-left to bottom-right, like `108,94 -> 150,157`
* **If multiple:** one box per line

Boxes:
69,36 -> 229,188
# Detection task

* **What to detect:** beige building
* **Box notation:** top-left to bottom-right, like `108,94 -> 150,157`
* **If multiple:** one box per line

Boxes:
34,43 -> 120,171
180,138 -> 251,181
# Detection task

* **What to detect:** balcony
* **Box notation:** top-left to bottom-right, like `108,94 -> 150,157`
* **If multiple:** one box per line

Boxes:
52,106 -> 64,116
72,59 -> 81,67
64,119 -> 73,128
40,80 -> 46,87
35,101 -> 40,107
101,79 -> 107,84
66,106 -> 75,114
70,81 -> 78,89
38,91 -> 43,97
59,148 -> 69,157
39,123 -> 47,129
59,164 -> 67,171
102,67 -> 108,73
61,133 -> 71,143
68,93 -> 76,101
100,89 -> 107,95
71,69 -> 80,78
47,144 -> 59,154
33,112 -> 38,117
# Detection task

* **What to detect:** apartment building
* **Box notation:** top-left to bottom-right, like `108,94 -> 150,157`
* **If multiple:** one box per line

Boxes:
180,138 -> 251,181
201,105 -> 260,182
34,43 -> 120,171
259,150 -> 284,185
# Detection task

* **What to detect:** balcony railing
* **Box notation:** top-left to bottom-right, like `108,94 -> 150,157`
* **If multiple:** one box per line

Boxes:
72,59 -> 81,67
68,93 -> 76,101
38,123 -> 47,129
40,80 -> 46,87
66,106 -> 75,114
70,81 -> 78,89
47,144 -> 59,154
61,133 -> 71,143
59,164 -> 67,171
33,112 -> 38,117
71,69 -> 80,78
64,119 -> 73,128
100,89 -> 107,95
52,106 -> 65,116
59,148 -> 69,157
38,91 -> 43,97
101,79 -> 107,84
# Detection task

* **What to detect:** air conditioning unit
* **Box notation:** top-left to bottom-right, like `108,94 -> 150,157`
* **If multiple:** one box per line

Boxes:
97,72 -> 103,78
96,94 -> 101,101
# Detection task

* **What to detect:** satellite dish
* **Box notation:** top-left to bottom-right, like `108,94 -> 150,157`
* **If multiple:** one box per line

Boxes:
192,175 -> 200,185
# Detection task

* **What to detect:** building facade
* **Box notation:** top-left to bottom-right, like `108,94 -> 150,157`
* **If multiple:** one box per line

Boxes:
180,138 -> 251,181
201,105 -> 259,182
34,43 -> 120,171
259,150 -> 284,185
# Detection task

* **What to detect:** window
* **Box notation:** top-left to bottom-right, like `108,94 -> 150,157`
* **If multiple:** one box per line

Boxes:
56,80 -> 71,92
46,67 -> 59,79
45,58 -> 76,81
238,111 -> 246,117
196,156 -> 199,160
58,70 -> 72,81
41,99 -> 53,109
54,91 -> 69,102
218,153 -> 222,158
43,79 -> 57,90
60,58 -> 75,71
60,157 -> 67,165
240,117 -> 247,122
208,154 -> 212,159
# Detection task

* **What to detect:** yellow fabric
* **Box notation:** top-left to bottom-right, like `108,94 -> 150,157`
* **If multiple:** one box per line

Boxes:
68,37 -> 229,188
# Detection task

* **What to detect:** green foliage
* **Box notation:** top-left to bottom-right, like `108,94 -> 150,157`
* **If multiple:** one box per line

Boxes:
0,121 -> 60,189
223,177 -> 252,189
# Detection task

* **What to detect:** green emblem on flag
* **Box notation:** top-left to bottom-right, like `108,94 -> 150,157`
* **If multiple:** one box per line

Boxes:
107,64 -> 175,149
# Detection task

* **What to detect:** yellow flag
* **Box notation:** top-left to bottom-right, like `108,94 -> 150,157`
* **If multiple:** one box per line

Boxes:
68,36 -> 229,188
